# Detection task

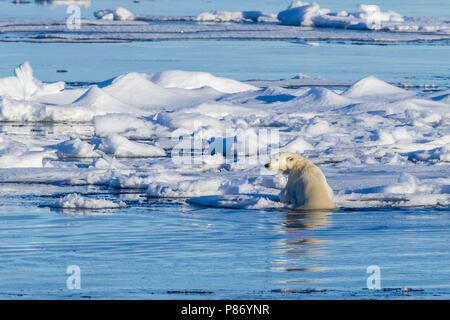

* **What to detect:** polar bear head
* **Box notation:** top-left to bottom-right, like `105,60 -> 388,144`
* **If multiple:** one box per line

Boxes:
264,152 -> 308,174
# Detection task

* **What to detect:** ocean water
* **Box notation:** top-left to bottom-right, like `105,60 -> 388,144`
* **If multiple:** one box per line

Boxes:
0,40 -> 448,90
0,0 -> 449,300
1,186 -> 449,299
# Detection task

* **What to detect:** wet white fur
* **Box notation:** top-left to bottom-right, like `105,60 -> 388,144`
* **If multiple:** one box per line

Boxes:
266,153 -> 334,209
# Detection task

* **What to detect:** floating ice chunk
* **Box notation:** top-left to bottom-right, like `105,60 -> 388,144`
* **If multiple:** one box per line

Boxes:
187,194 -> 286,210
99,134 -> 166,158
147,70 -> 258,94
0,61 -> 64,100
343,76 -> 410,98
277,2 -> 404,30
196,11 -> 244,22
277,1 -> 330,26
57,193 -> 126,209
357,4 -> 403,25
147,177 -> 228,198
94,8 -> 134,21
292,73 -> 314,80
243,11 -> 279,23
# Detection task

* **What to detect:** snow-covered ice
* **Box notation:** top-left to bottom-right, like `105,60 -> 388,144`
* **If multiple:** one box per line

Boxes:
0,61 -> 448,209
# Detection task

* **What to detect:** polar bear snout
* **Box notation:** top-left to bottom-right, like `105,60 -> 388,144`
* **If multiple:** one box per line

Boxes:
264,157 -> 285,173
264,159 -> 279,171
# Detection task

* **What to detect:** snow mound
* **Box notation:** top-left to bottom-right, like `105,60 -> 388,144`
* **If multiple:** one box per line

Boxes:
72,85 -> 133,114
147,70 -> 259,94
343,76 -> 410,98
196,10 -> 278,23
294,87 -> 354,108
100,72 -> 186,109
57,193 -> 127,209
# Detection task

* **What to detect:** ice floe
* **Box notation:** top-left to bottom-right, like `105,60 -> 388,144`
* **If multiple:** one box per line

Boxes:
0,62 -> 448,209
1,2 -> 449,43
94,8 -> 134,21
56,193 -> 126,209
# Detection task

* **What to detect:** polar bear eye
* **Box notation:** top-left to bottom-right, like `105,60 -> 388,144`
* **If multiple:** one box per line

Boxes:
288,157 -> 294,162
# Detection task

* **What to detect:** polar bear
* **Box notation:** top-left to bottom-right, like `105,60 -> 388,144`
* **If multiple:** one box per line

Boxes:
265,152 -> 335,210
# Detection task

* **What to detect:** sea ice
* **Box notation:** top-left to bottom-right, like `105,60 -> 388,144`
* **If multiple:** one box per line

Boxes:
94,8 -> 134,21
57,193 -> 127,209
0,62 -> 448,208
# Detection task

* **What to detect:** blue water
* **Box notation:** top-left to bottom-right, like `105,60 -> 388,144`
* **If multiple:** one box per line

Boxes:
0,186 -> 448,299
0,40 -> 448,89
